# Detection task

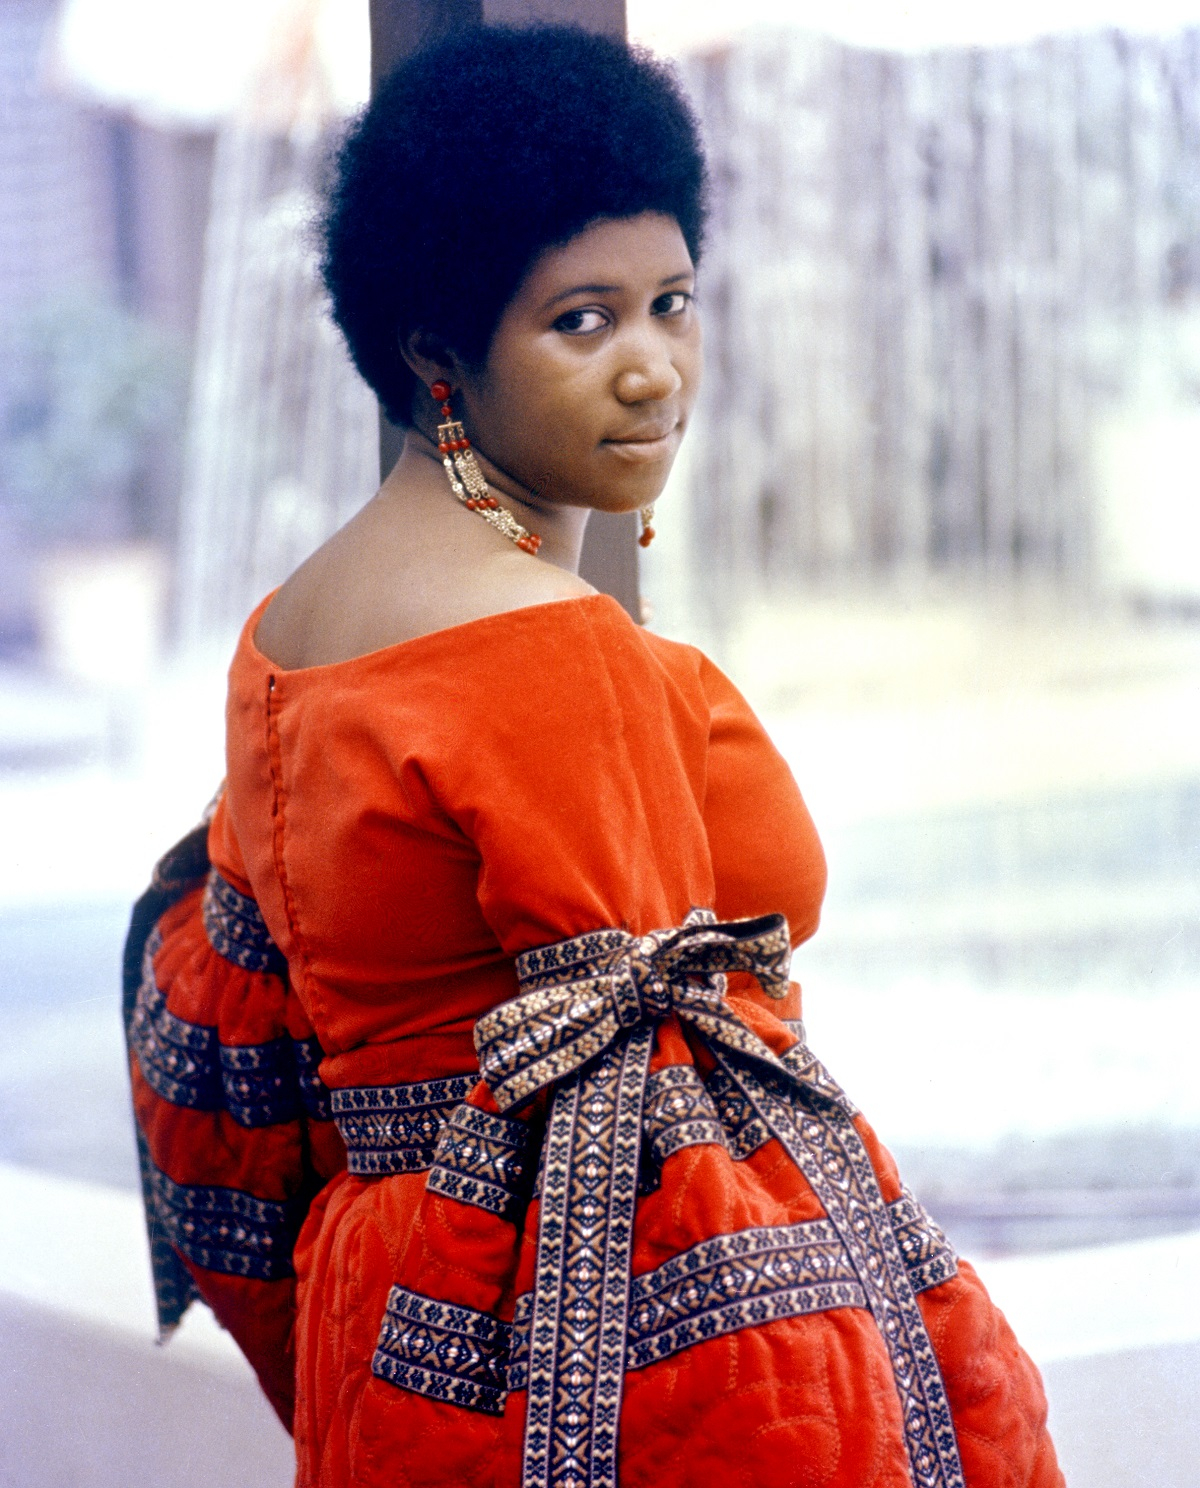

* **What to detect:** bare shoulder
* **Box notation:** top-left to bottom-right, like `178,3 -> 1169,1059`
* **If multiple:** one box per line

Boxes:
253,494 -> 594,671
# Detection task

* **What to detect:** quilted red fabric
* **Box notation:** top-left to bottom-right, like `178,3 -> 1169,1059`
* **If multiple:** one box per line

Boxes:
135,592 -> 1062,1487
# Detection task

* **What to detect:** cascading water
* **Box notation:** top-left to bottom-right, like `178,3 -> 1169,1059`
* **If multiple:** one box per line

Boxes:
679,26 -> 1200,621
174,4 -> 376,652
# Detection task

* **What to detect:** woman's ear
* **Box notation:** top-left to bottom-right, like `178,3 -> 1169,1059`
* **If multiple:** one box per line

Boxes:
400,328 -> 457,397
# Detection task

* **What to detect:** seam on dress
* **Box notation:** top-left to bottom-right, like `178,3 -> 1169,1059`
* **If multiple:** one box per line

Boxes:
263,672 -> 317,1011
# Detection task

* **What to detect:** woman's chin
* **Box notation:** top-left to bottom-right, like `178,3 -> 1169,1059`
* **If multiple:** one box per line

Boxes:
587,459 -> 678,513
585,486 -> 669,518
531,464 -> 674,517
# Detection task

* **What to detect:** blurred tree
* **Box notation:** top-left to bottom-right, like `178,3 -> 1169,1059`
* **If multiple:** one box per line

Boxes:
0,290 -> 185,540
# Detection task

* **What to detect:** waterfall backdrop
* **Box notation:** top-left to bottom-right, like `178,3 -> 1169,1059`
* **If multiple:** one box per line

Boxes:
671,27 -> 1200,628
173,7 -> 376,650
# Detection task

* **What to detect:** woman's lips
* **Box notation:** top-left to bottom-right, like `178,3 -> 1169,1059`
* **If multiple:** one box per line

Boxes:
601,426 -> 678,460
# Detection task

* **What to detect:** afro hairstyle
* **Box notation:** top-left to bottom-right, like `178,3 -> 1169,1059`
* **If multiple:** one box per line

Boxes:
320,24 -> 708,426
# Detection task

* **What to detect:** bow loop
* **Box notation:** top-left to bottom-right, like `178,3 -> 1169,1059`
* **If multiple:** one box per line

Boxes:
653,911 -> 793,1000
476,910 -> 794,1112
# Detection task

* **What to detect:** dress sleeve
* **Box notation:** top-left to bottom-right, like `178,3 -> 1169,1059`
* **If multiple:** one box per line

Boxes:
420,603 -> 823,958
123,791 -> 345,1430
696,652 -> 827,947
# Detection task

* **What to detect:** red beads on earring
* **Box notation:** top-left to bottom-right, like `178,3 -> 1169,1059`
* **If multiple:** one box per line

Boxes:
432,379 -> 542,554
432,381 -> 460,453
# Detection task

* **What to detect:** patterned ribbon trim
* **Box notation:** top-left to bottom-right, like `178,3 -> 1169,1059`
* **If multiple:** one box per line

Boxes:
374,1286 -> 513,1415
469,909 -> 965,1488
509,1218 -> 863,1388
723,1059 -> 963,1488
130,928 -> 220,1109
426,1104 -> 539,1222
377,1199 -> 956,1409
331,1076 -> 476,1175
294,1035 -> 333,1122
130,918 -> 332,1128
478,912 -> 792,1112
637,1045 -> 856,1189
122,810 -> 322,1338
202,869 -> 287,975
148,1164 -> 299,1281
889,1187 -> 959,1294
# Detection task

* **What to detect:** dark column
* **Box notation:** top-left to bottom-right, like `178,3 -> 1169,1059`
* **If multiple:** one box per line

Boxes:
369,0 -> 640,620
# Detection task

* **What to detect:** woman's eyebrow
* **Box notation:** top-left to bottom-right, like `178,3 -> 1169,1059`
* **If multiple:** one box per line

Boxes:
540,270 -> 695,312
541,283 -> 620,310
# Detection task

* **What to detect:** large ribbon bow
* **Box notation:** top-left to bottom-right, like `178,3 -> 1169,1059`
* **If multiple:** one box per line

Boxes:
470,908 -> 965,1488
475,909 -> 794,1113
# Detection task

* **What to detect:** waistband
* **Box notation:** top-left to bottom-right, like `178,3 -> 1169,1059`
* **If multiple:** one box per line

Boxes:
331,1075 -> 477,1176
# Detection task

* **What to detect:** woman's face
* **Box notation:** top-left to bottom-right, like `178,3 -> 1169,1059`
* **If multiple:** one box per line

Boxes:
453,212 -> 702,514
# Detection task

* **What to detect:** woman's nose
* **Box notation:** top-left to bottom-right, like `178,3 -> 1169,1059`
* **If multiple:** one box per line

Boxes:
613,328 -> 683,404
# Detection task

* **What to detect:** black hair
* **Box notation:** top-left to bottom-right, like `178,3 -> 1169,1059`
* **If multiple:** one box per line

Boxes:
320,24 -> 708,426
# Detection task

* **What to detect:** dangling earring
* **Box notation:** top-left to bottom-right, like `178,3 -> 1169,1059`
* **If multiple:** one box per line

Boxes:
638,504 -> 656,548
431,380 -> 542,555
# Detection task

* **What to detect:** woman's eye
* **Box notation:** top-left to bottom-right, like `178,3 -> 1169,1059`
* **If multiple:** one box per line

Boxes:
554,308 -> 609,335
653,292 -> 691,316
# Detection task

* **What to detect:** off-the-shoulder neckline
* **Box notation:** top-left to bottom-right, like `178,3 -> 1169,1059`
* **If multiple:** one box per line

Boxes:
247,591 -> 627,678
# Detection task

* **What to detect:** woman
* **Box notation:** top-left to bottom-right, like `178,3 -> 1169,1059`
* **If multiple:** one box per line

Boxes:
125,25 -> 1063,1488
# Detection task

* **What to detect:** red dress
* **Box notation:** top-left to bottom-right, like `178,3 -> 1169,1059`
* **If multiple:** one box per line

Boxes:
126,593 -> 1062,1488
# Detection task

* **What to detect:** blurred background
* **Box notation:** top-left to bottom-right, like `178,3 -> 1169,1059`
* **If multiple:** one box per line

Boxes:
0,1 -> 1197,1483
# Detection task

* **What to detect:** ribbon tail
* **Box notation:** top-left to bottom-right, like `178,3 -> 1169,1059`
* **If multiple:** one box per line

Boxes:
521,1025 -> 654,1488
682,1000 -> 852,1118
717,1052 -> 967,1488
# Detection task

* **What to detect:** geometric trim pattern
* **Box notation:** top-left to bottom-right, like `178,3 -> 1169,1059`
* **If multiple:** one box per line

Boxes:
641,1064 -> 726,1170
780,1039 -> 860,1117
372,1286 -> 513,1416
480,911 -> 793,1114
148,1163 -> 298,1281
366,1100 -> 958,1440
890,1187 -> 959,1294
201,869 -> 287,975
507,1218 -> 861,1389
129,926 -> 333,1129
519,1028 -> 652,1488
295,1035 -> 333,1122
219,1035 -> 304,1127
639,1037 -> 862,1185
130,928 -> 220,1110
622,1220 -> 864,1372
690,1063 -> 773,1160
333,1052 -> 849,1201
426,1103 -> 538,1223
123,817 -> 214,1334
331,1076 -> 475,1176
506,1203 -> 951,1389
349,914 -> 964,1477
394,1195 -> 955,1413
357,1081 -> 960,1435
623,1189 -> 956,1371
122,811 -> 331,1336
